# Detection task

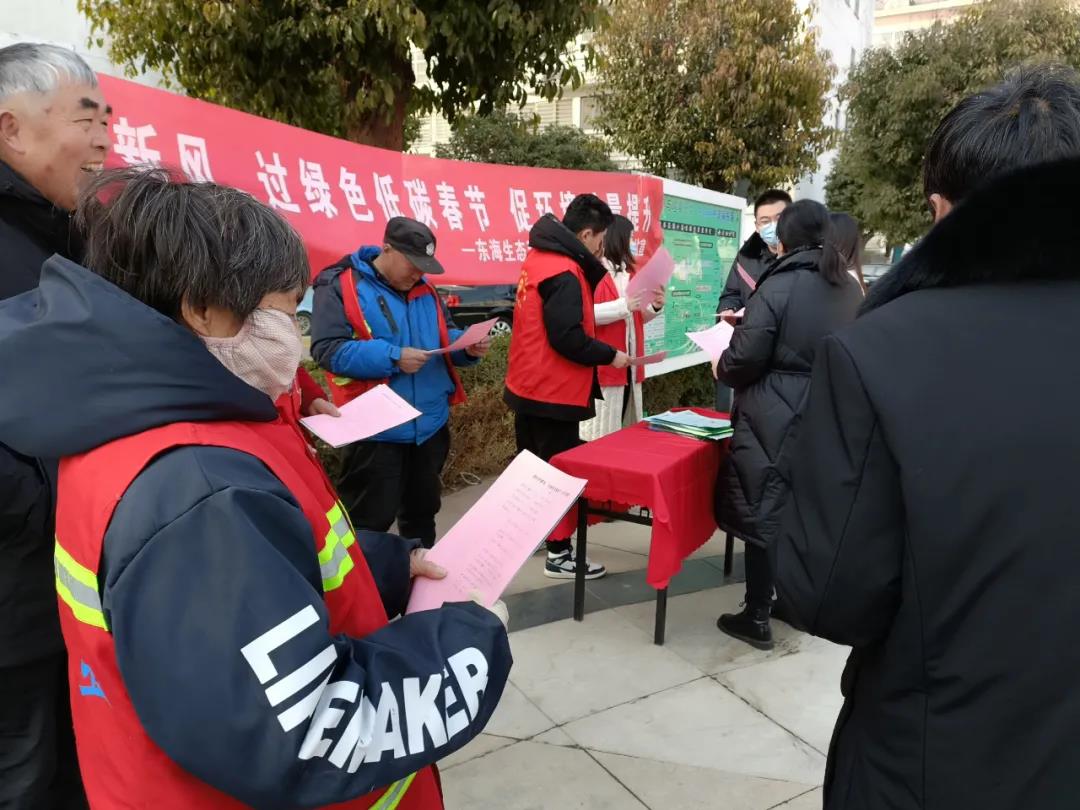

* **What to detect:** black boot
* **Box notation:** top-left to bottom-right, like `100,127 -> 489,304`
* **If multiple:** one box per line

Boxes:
717,603 -> 774,650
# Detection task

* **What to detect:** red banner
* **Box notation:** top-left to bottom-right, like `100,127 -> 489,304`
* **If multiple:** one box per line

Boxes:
96,75 -> 664,285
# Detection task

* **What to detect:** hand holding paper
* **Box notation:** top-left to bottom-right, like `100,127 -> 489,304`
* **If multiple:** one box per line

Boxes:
627,248 -> 676,310
687,320 -> 735,362
406,451 -> 586,614
426,317 -> 499,355
300,384 -> 421,448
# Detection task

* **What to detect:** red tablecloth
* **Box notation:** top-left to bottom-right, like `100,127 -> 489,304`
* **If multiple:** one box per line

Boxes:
550,410 -> 729,589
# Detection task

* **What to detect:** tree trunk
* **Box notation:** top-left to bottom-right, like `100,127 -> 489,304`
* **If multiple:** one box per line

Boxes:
345,54 -> 414,152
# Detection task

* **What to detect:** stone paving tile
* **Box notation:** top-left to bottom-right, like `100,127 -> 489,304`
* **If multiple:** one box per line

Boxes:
616,584 -> 826,676
561,678 -> 826,786
506,610 -> 704,724
593,751 -> 815,810
718,640 -> 848,754
482,681 -> 555,740
442,741 -> 649,810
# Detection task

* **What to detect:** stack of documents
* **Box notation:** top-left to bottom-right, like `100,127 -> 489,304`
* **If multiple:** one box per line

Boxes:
644,410 -> 733,442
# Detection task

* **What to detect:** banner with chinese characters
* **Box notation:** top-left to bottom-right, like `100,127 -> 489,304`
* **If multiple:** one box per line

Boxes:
97,75 -> 664,285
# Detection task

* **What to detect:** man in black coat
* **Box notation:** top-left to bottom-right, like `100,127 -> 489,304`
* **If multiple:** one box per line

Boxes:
775,65 -> 1080,809
0,43 -> 110,809
714,189 -> 790,411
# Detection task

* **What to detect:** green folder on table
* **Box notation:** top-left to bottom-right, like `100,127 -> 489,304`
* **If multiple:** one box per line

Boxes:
644,410 -> 733,441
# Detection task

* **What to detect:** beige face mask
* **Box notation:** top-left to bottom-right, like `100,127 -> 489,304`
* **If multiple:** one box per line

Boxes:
200,308 -> 302,401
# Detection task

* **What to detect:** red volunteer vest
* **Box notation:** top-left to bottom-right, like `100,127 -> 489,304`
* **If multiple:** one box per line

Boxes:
54,418 -> 443,810
326,268 -> 466,409
505,249 -> 600,408
593,272 -> 646,387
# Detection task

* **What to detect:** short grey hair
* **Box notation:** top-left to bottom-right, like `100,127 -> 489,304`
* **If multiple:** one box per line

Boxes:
0,43 -> 98,103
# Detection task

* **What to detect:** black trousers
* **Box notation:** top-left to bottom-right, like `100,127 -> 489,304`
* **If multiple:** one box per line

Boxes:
336,425 -> 451,548
0,654 -> 87,810
514,413 -> 582,548
715,379 -> 733,413
745,542 -> 775,610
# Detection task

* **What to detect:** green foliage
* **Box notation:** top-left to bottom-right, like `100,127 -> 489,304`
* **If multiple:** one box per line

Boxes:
435,110 -> 617,171
79,0 -> 605,150
643,363 -> 716,416
594,0 -> 835,193
829,0 -> 1080,245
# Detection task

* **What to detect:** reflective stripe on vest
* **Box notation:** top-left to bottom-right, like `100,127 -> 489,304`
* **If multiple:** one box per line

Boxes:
55,539 -> 108,631
373,773 -> 417,810
321,502 -> 357,592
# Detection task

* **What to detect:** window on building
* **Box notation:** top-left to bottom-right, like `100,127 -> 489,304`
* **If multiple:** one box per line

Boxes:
580,96 -> 601,133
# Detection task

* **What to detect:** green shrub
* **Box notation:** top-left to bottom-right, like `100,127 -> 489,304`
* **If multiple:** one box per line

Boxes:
642,362 -> 716,415
304,340 -> 715,492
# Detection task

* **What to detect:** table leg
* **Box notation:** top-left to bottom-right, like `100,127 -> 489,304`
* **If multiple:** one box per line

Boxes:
574,498 -> 588,622
724,532 -> 734,577
654,587 -> 668,645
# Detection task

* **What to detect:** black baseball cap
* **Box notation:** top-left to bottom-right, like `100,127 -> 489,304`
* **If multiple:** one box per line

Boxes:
384,216 -> 444,276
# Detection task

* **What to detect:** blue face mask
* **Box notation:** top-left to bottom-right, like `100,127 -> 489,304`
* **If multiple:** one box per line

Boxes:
759,222 -> 780,249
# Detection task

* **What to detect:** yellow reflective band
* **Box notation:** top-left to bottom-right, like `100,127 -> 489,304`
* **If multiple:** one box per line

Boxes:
54,539 -> 108,631
372,773 -> 416,810
320,503 -> 357,592
331,374 -> 354,387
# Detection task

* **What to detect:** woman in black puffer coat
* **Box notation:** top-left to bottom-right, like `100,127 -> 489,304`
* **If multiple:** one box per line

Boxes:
714,200 -> 862,650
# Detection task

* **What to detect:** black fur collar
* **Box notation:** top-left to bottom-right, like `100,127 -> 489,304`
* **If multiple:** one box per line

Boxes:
861,158 -> 1080,314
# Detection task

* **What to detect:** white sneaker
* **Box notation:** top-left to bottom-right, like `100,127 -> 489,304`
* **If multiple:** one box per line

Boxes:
544,550 -> 607,580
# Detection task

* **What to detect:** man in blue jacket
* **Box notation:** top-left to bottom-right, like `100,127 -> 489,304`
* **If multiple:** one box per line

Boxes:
312,217 -> 488,548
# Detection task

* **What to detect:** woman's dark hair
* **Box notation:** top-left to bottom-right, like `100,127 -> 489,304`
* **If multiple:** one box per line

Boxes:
924,64 -> 1080,205
75,166 -> 310,321
563,193 -> 615,235
829,211 -> 865,289
603,215 -> 636,272
776,200 -> 847,286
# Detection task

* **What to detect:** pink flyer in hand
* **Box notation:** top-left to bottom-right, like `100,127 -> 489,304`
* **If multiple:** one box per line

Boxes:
426,317 -> 499,355
629,350 -> 668,367
626,247 -> 675,310
687,320 -> 735,361
300,384 -> 421,449
406,451 -> 587,614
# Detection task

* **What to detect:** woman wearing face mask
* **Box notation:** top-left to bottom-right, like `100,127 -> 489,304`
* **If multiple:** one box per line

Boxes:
712,200 -> 863,650
580,215 -> 665,440
0,168 -> 511,810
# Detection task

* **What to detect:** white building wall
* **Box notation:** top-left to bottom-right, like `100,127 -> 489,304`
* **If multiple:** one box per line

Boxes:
792,0 -> 875,202
0,0 -> 162,86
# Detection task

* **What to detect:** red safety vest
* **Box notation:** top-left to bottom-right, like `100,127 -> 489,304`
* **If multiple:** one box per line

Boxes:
54,418 -> 443,810
326,268 -> 465,409
505,249 -> 600,408
593,272 -> 646,387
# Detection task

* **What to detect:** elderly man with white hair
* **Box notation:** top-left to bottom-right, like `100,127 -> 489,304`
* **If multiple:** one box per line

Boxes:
0,42 -> 109,810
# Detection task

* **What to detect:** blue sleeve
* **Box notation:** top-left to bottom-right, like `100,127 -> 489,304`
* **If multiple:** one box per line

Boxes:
101,447 -> 512,810
355,531 -> 421,619
311,269 -> 402,380
331,340 -> 402,381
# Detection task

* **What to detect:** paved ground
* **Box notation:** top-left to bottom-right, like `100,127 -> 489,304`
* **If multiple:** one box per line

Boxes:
427,483 -> 847,809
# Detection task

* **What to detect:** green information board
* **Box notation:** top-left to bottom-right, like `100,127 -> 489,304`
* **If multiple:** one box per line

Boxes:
643,183 -> 744,376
